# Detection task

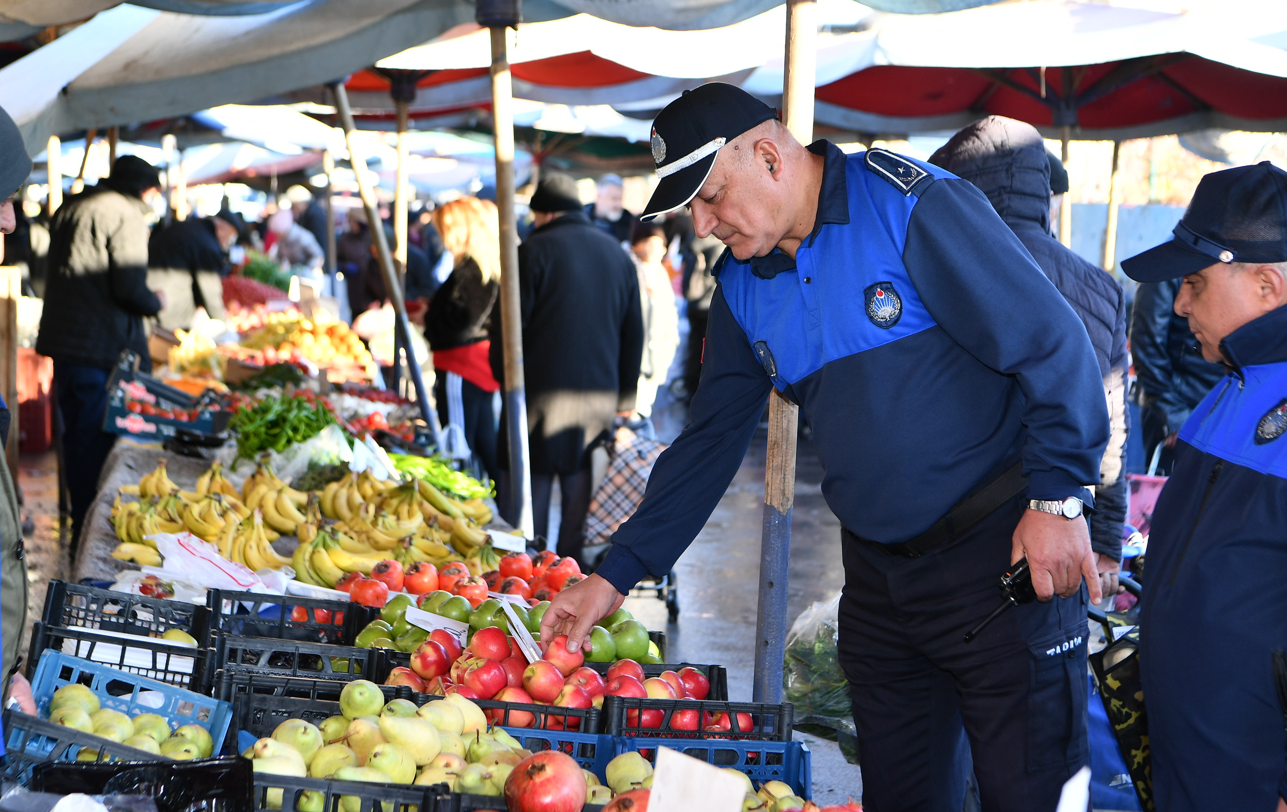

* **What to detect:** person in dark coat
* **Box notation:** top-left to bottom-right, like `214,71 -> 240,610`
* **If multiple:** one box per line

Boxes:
360,225 -> 439,314
36,155 -> 163,544
492,172 -> 644,563
146,209 -> 240,329
286,185 -> 329,269
931,116 -> 1131,594
426,198 -> 502,484
1130,279 -> 1226,475
584,174 -> 636,245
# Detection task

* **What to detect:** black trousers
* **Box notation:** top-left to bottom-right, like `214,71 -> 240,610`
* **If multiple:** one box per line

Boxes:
433,373 -> 500,485
529,468 -> 593,567
54,361 -> 117,547
838,494 -> 1089,812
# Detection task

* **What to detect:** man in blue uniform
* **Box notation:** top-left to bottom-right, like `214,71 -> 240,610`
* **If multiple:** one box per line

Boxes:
1120,162 -> 1287,812
541,84 -> 1109,810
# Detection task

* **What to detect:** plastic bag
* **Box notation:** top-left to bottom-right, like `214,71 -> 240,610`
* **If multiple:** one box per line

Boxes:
136,533 -> 280,594
782,591 -> 854,736
216,422 -> 352,490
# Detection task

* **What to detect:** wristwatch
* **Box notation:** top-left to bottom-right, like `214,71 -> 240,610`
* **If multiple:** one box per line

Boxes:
1028,496 -> 1085,520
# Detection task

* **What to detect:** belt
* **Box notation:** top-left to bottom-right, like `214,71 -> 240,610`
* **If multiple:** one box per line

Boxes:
845,461 -> 1028,558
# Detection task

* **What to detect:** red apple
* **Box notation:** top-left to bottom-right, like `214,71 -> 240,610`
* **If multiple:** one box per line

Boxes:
553,684 -> 591,731
523,660 -> 566,704
384,666 -> 425,692
500,656 -> 527,689
567,667 -> 606,700
410,639 -> 451,681
507,637 -> 524,659
606,659 -> 645,684
490,687 -> 536,728
669,708 -> 699,732
544,634 -> 584,677
638,709 -> 665,729
469,626 -> 511,661
658,670 -> 685,699
430,629 -> 463,662
370,559 -> 404,593
403,562 -> 439,595
462,658 -> 507,700
423,676 -> 453,695
605,675 -> 647,699
450,651 -> 478,683
677,667 -> 710,701
445,684 -> 479,700
643,678 -> 676,700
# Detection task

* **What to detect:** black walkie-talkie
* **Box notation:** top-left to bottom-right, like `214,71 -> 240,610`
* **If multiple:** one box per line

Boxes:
964,558 -> 1038,643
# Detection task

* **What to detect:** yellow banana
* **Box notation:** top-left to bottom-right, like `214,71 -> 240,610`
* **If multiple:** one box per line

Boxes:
251,511 -> 293,568
283,487 -> 309,508
417,480 -> 463,519
261,489 -> 298,535
195,467 -> 214,497
119,484 -> 141,497
111,543 -> 163,567
244,480 -> 273,511
217,517 -> 237,559
241,530 -> 266,570
182,501 -> 221,541
277,490 -> 307,525
320,480 -> 341,519
292,542 -> 319,585
324,544 -> 379,575
411,535 -> 452,559
334,531 -> 381,556
310,546 -> 345,588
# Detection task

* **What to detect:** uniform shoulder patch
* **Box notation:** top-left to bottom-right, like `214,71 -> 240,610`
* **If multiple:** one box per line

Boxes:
1255,398 -> 1287,445
865,148 -> 932,196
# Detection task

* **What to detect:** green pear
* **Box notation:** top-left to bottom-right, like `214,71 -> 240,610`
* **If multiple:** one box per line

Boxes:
429,753 -> 465,771
606,751 -> 653,794
273,718 -> 323,766
320,715 -> 350,744
416,700 -> 464,735
90,709 -> 134,739
160,738 -> 203,760
761,780 -> 795,800
478,750 -> 522,768
455,763 -> 499,796
172,724 -> 214,758
380,699 -> 419,718
489,763 -> 514,793
124,735 -> 162,755
413,765 -> 457,789
253,737 -> 307,773
50,684 -> 100,715
726,768 -> 755,796
334,767 -> 397,812
131,713 -> 172,744
339,680 -> 386,720
643,774 -> 654,789
253,754 -> 306,810
366,742 -> 416,784
489,727 -> 522,751
744,793 -> 766,811
297,791 -> 325,812
76,748 -> 101,762
377,715 -> 441,766
48,705 -> 93,734
161,629 -> 199,646
772,796 -> 806,812
587,785 -> 614,805
465,732 -> 505,764
441,694 -> 487,734
344,717 -> 385,765
437,730 -> 466,760
310,743 -> 359,778
583,770 -> 601,787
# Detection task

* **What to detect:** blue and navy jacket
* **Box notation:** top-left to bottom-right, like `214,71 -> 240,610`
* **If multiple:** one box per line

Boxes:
595,142 -> 1109,592
1138,304 -> 1287,811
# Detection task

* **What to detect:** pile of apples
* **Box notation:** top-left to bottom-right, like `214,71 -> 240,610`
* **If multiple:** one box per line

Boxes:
43,683 -> 215,760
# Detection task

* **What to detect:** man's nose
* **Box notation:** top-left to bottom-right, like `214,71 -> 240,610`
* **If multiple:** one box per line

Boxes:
1174,284 -> 1191,316
691,203 -> 717,239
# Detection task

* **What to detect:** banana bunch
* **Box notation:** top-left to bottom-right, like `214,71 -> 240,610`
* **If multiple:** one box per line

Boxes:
458,497 -> 494,526
339,502 -> 424,552
112,497 -> 184,549
293,526 -> 382,588
295,495 -> 323,545
122,459 -> 186,500
219,510 -> 293,571
463,542 -> 502,576
320,473 -> 365,521
111,542 -> 162,567
182,493 -> 250,542
195,461 -> 240,499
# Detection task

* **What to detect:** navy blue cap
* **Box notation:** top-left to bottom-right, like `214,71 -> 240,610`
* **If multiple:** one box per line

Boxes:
1122,161 -> 1287,282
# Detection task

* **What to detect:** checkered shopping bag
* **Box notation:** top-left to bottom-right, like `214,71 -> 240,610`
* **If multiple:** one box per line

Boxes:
583,428 -> 667,547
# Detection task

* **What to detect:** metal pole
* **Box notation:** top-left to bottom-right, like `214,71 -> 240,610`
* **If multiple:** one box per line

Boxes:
490,24 -> 534,537
1101,140 -> 1121,273
394,100 -> 410,271
1059,126 -> 1073,248
106,126 -> 117,167
331,82 -> 440,439
753,0 -> 815,705
46,135 -> 62,214
322,150 -> 337,276
174,148 -> 187,221
161,133 -> 176,226
71,127 -> 96,195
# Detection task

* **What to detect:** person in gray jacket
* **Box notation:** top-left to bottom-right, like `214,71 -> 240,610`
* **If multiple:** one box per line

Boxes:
932,116 -> 1130,593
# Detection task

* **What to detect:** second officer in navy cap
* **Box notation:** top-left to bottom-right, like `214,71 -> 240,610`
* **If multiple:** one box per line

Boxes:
540,84 -> 1109,810
1121,162 -> 1287,812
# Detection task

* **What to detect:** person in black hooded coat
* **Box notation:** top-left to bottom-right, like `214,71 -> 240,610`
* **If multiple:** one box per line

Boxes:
931,116 -> 1130,594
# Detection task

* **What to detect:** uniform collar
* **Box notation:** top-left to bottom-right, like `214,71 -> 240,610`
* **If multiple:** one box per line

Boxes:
1220,304 -> 1287,370
741,140 -> 850,280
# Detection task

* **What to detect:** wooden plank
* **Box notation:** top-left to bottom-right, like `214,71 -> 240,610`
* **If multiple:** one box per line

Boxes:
0,266 -> 19,479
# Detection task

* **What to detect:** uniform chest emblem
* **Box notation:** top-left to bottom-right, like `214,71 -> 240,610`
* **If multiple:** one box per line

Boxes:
1255,398 -> 1287,445
864,282 -> 903,329
650,128 -> 666,165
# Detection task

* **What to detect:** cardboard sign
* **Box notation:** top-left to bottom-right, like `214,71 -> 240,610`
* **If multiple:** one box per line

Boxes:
648,747 -> 746,812
486,529 -> 526,553
501,601 -> 542,664
405,605 -> 468,647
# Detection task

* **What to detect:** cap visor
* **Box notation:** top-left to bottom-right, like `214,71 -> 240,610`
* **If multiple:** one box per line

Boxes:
639,153 -> 717,222
1121,238 -> 1220,283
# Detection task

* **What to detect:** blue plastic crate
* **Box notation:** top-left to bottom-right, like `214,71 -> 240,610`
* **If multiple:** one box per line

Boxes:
2,709 -> 164,784
498,727 -> 618,780
615,737 -> 811,799
30,651 -> 233,749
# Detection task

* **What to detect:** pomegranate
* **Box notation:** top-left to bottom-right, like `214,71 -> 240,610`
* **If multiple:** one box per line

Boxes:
603,789 -> 650,812
504,751 -> 587,812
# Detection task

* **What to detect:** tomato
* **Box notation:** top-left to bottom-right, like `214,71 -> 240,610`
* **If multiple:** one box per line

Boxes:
545,557 -> 582,591
349,577 -> 390,608
290,606 -> 331,624
498,551 -> 533,581
452,576 -> 489,609
126,401 -> 143,413
437,562 -> 469,594
157,409 -> 174,420
139,403 -> 158,416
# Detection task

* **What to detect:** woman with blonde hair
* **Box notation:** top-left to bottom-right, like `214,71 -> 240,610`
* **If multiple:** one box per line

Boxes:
425,197 -> 502,483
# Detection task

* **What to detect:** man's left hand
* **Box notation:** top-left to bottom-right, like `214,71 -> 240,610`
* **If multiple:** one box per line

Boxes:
1012,509 -> 1102,604
1095,553 -> 1123,598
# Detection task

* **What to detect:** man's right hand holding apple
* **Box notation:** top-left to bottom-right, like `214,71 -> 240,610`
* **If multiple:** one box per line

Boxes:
538,573 -> 625,653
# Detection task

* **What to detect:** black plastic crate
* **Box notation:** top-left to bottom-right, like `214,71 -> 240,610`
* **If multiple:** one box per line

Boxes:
1,709 -> 165,785
200,634 -> 382,694
404,687 -> 600,734
583,662 -> 728,701
206,589 -> 374,646
253,770 -> 436,812
435,790 -> 604,812
600,696 -> 794,740
227,688 -> 404,755
42,580 -> 210,642
212,670 -> 413,704
30,755 -> 253,812
27,622 -> 203,691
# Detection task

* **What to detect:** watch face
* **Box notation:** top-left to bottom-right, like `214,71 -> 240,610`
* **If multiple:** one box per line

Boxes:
1061,498 -> 1081,519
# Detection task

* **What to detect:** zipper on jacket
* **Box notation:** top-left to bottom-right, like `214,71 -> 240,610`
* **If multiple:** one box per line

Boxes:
1167,460 -> 1223,586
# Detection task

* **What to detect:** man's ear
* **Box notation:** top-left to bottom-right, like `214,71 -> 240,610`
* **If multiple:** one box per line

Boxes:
754,138 -> 783,178
1256,263 -> 1287,309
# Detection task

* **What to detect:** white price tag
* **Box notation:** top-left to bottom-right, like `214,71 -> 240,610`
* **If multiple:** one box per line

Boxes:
486,529 -> 526,553
1111,625 -> 1137,641
487,591 -> 530,606
501,601 -> 542,664
648,747 -> 746,812
405,606 -> 468,647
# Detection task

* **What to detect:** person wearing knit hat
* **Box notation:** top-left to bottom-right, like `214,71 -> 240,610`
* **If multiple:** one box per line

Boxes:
146,206 -> 243,330
491,171 -> 643,565
37,152 -> 164,547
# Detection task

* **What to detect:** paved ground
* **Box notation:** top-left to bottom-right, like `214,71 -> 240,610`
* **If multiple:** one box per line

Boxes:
17,450 -> 71,664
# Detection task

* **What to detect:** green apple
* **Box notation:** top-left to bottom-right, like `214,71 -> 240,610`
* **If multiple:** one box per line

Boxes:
389,618 -> 413,641
469,599 -> 504,632
381,594 -> 415,626
50,684 -> 100,715
131,713 -> 172,744
355,620 -> 394,649
526,602 -> 549,633
161,628 -> 199,646
421,591 -> 452,614
395,626 -> 428,653
172,724 -> 214,758
367,637 -> 396,651
438,596 -> 471,623
339,680 -> 386,720
585,626 -> 616,663
610,620 -> 651,662
597,607 -> 632,629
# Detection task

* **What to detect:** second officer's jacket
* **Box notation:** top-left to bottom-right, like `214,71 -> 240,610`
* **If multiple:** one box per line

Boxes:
595,141 -> 1109,592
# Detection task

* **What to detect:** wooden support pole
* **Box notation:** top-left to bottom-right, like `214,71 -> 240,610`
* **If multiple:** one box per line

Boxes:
0,266 -> 17,481
1059,126 -> 1073,248
1102,140 -> 1122,273
490,25 -> 534,536
107,127 -> 117,167
161,134 -> 176,225
753,0 -> 815,706
394,101 -> 410,272
71,128 -> 96,195
174,148 -> 187,221
46,136 -> 62,215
